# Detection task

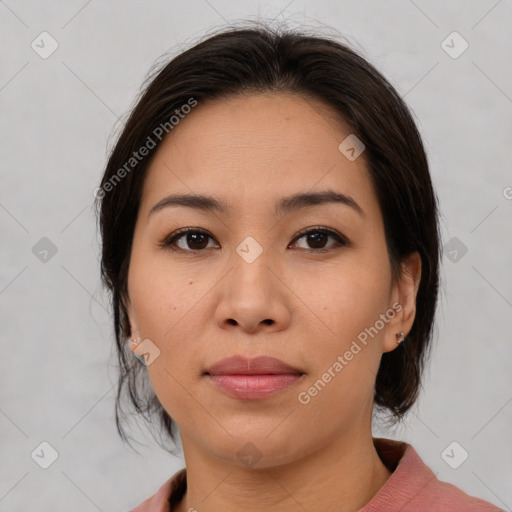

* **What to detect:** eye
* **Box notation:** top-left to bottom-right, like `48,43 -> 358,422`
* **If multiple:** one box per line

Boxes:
288,227 -> 348,252
159,228 -> 219,252
159,226 -> 349,253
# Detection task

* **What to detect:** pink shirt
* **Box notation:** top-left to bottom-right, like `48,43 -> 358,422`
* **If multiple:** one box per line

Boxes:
128,438 -> 504,511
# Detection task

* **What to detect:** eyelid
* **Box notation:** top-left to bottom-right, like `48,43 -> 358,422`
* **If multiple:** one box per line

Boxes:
288,226 -> 349,251
290,225 -> 348,244
158,227 -> 217,250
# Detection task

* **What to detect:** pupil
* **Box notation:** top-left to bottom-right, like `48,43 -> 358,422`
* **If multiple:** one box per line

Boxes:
188,233 -> 207,249
308,232 -> 326,249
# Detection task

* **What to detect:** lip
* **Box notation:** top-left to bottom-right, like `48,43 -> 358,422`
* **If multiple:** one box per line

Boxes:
205,355 -> 305,400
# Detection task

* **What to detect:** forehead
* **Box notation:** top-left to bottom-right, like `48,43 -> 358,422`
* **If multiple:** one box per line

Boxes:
140,92 -> 378,220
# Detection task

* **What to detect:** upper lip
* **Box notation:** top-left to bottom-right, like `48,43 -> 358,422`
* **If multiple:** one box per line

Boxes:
205,355 -> 304,376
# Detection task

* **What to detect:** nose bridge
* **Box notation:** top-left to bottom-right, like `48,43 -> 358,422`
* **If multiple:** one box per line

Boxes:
214,233 -> 289,333
231,234 -> 273,297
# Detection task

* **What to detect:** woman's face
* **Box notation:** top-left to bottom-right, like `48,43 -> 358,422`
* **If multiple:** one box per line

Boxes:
126,92 -> 420,467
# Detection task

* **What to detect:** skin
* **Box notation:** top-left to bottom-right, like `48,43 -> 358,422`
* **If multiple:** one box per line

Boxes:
126,92 -> 422,512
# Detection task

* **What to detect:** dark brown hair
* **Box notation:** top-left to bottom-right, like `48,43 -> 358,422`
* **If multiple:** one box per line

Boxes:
95,22 -> 441,453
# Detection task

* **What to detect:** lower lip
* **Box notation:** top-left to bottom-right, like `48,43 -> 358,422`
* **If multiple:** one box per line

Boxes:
208,374 -> 303,400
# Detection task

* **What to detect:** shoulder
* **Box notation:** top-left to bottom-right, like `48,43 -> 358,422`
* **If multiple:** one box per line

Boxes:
363,438 -> 504,512
420,477 -> 505,511
128,443 -> 504,512
127,468 -> 186,512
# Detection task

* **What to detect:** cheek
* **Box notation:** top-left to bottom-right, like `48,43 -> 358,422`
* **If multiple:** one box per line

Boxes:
291,256 -> 391,410
128,246 -> 209,340
128,262 -> 211,425
297,259 -> 391,346
127,250 -> 216,404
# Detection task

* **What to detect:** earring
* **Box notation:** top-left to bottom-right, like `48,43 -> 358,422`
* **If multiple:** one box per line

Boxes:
395,331 -> 405,344
130,331 -> 142,348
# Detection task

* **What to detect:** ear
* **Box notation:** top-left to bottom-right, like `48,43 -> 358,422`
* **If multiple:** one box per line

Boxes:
382,251 -> 422,353
124,296 -> 139,352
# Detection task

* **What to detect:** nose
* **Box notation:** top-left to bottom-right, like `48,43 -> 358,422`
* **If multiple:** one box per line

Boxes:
214,246 -> 291,335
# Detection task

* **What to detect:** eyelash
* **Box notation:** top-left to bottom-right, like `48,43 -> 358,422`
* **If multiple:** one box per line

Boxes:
158,226 -> 349,254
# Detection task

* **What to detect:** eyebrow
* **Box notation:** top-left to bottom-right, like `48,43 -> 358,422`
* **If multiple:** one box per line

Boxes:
148,189 -> 365,219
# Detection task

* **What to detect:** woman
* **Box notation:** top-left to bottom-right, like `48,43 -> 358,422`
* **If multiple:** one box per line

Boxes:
95,23 -> 503,512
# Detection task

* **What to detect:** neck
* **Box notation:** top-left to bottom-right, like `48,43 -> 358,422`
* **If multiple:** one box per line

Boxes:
176,430 -> 391,512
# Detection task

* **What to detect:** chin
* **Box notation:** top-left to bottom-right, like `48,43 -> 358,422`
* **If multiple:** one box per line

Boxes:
204,428 -> 309,470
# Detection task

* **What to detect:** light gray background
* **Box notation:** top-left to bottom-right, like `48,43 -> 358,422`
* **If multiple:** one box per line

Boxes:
1,1 -> 511,511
